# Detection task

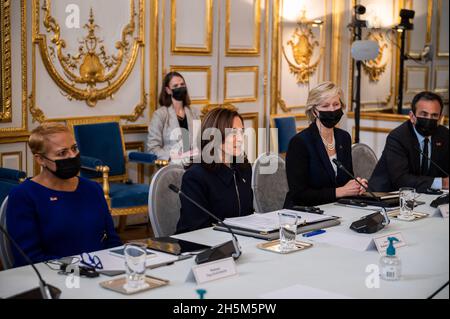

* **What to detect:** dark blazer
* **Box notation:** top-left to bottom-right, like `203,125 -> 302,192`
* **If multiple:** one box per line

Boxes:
284,122 -> 353,208
176,163 -> 254,234
369,121 -> 449,192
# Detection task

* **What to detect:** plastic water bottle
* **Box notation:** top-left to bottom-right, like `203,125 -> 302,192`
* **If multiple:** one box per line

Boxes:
379,237 -> 401,281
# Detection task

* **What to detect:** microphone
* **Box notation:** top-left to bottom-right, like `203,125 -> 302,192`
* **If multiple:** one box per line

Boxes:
0,223 -> 61,299
414,146 -> 449,176
332,158 -> 390,233
168,184 -> 242,264
332,158 -> 379,199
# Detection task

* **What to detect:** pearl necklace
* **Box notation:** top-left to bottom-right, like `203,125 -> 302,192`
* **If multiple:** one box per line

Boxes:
318,123 -> 335,151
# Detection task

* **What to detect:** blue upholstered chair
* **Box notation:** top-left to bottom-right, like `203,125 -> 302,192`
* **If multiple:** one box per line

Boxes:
272,116 -> 297,154
0,168 -> 26,207
66,117 -> 159,230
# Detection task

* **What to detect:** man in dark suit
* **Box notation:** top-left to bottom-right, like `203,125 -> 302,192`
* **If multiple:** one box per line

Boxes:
369,91 -> 449,192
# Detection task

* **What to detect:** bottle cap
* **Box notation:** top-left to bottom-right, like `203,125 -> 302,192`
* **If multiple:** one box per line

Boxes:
386,237 -> 399,256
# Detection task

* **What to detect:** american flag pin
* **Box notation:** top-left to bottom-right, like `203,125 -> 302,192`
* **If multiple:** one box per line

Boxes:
50,197 -> 58,201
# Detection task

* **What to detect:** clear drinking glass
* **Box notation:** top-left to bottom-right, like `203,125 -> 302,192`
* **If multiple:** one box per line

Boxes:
124,243 -> 147,290
278,212 -> 298,252
399,187 -> 416,219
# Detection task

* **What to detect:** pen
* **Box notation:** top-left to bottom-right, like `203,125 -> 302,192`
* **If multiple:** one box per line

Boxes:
302,229 -> 326,237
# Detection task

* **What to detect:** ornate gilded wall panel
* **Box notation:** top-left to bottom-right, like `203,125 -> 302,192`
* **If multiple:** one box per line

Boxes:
31,0 -> 147,122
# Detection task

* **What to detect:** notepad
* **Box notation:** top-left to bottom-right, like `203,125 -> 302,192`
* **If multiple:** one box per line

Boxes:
222,210 -> 337,233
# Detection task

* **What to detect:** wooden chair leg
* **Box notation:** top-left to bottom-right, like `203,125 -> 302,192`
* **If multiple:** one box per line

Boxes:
118,216 -> 127,232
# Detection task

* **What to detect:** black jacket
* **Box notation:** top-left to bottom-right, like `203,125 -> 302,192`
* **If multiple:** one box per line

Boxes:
176,163 -> 254,234
369,121 -> 449,192
284,122 -> 353,207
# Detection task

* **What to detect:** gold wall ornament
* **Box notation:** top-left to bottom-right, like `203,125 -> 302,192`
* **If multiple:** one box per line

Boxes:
361,31 -> 388,83
1,0 -> 12,122
34,0 -> 143,107
281,10 -> 323,85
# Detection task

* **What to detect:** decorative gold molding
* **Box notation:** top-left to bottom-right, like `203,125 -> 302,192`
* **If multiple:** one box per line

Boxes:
0,134 -> 29,144
270,0 -> 280,115
170,0 -> 213,55
436,0 -> 449,58
31,0 -> 147,123
149,0 -> 159,116
241,112 -> 259,152
281,9 -> 323,84
351,126 -> 393,144
123,124 -> 148,134
0,0 -> 28,135
433,66 -> 449,94
0,151 -> 23,171
347,112 -> 409,122
225,0 -> 261,56
406,0 -> 433,57
224,66 -> 259,103
263,0 -> 269,128
405,66 -> 429,94
201,103 -> 237,116
362,31 -> 388,82
124,141 -> 145,184
278,95 -> 305,113
169,65 -> 211,104
330,0 -> 343,87
273,0 -> 327,112
0,0 -> 12,122
349,0 -> 396,112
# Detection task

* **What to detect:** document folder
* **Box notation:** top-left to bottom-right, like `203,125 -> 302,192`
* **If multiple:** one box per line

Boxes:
213,218 -> 341,241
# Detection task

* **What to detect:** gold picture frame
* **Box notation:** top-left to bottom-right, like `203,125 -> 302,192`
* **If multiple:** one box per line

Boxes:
0,0 -> 12,123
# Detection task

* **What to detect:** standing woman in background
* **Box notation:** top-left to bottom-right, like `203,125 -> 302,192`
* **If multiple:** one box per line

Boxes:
284,81 -> 368,208
147,72 -> 200,162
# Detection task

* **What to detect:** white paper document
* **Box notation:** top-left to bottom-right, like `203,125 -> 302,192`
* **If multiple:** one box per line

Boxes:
89,247 -> 179,270
223,210 -> 336,232
260,284 -> 351,299
306,231 -> 375,252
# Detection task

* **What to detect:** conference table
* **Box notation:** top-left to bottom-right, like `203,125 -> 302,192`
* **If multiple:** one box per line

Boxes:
0,193 -> 448,299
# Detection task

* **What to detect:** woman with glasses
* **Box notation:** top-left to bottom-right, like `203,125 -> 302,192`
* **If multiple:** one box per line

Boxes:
6,123 -> 122,267
284,81 -> 368,208
176,108 -> 254,233
146,72 -> 200,163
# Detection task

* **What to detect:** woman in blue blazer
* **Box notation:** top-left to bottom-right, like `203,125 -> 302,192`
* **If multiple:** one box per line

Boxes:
284,82 -> 368,208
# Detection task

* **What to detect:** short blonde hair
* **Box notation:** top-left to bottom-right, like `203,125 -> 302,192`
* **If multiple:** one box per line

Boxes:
28,122 -> 71,155
305,81 -> 346,123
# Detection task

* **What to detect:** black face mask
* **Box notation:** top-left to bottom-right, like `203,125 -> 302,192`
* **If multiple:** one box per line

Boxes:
171,86 -> 187,101
415,117 -> 439,137
317,108 -> 344,128
42,153 -> 81,179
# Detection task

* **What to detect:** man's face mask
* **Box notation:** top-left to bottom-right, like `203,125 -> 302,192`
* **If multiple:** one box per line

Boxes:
171,86 -> 187,101
414,116 -> 439,137
317,108 -> 344,128
41,153 -> 81,179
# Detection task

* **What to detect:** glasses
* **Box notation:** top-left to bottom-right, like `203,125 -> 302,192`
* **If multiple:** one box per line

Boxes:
80,252 -> 103,269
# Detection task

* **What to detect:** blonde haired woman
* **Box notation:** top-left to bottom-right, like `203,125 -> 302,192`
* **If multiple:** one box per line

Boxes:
284,81 -> 368,207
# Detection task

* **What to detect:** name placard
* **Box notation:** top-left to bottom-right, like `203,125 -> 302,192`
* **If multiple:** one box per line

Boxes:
438,204 -> 449,218
373,232 -> 406,255
187,257 -> 238,285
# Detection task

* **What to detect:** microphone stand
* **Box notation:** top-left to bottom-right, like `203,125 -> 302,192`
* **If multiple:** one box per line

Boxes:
0,224 -> 60,299
168,184 -> 241,260
332,158 -> 390,227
